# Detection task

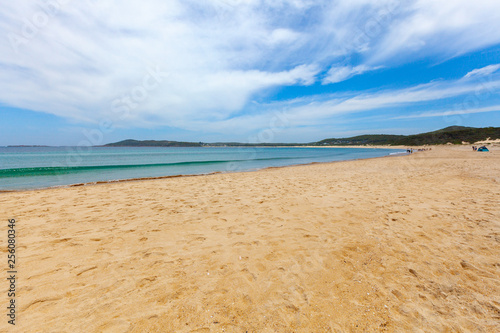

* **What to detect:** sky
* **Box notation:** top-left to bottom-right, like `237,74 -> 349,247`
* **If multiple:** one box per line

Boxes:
1,0 -> 500,146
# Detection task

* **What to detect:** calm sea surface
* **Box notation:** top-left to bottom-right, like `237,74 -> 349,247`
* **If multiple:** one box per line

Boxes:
0,146 -> 404,191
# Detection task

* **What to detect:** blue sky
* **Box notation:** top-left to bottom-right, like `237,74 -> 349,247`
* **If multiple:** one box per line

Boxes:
1,0 -> 500,145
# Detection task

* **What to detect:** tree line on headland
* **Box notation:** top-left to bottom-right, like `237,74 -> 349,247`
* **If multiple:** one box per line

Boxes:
103,126 -> 500,147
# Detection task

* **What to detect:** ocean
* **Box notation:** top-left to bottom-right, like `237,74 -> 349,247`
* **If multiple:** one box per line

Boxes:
0,146 -> 404,191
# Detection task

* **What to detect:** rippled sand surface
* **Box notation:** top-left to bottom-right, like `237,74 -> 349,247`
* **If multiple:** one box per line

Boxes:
1,146 -> 499,332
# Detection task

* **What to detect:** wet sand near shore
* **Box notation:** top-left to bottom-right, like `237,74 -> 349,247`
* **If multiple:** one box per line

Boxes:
1,146 -> 499,332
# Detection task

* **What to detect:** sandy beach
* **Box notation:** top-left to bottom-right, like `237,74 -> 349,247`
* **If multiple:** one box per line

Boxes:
1,146 -> 499,332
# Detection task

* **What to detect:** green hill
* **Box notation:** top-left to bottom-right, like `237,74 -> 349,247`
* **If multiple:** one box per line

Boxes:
105,139 -> 201,147
431,126 -> 474,133
393,126 -> 500,145
313,126 -> 500,146
314,134 -> 406,146
103,126 -> 500,147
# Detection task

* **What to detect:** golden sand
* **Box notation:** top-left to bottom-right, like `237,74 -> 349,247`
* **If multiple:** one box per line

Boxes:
1,146 -> 499,332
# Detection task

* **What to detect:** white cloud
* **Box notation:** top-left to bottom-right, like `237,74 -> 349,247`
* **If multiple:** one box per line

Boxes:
464,64 -> 500,79
0,0 -> 322,126
267,28 -> 302,45
322,65 -> 381,84
369,0 -> 500,64
172,72 -> 500,135
213,64 -> 500,133
392,105 -> 500,119
0,0 -> 500,135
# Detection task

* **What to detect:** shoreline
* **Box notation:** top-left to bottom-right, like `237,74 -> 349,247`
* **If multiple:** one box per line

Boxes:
0,148 -> 407,194
3,144 -> 438,149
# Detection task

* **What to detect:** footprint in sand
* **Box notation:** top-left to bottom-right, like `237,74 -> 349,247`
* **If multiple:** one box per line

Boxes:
256,262 -> 266,271
98,320 -> 130,332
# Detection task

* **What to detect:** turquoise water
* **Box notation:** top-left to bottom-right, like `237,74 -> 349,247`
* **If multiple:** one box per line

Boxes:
0,147 -> 403,191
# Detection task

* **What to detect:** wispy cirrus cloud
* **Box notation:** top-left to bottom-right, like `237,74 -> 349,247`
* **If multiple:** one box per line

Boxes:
322,65 -> 383,84
391,105 -> 500,120
464,64 -> 500,79
0,0 -> 500,140
368,0 -> 500,64
173,67 -> 500,136
210,65 -> 500,134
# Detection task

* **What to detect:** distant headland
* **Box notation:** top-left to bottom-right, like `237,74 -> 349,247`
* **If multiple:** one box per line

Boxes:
102,126 -> 500,147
